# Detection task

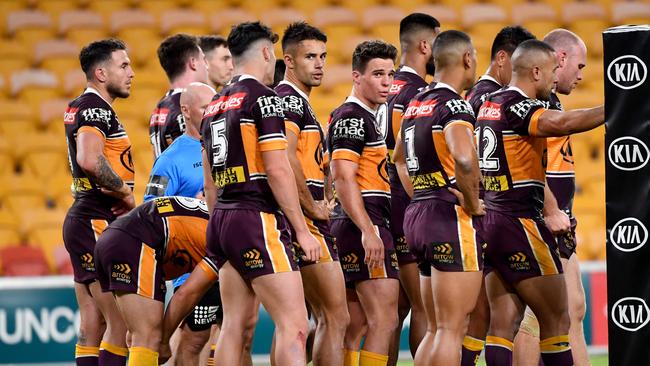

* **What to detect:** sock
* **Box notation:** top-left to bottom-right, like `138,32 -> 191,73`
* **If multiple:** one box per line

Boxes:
206,344 -> 216,366
540,335 -> 573,366
461,335 -> 486,366
485,336 -> 513,366
99,341 -> 128,366
127,346 -> 158,366
359,350 -> 388,366
344,349 -> 360,366
76,344 -> 99,366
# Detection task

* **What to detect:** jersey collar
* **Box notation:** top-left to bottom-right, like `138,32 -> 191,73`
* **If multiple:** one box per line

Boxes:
84,87 -> 111,105
278,80 -> 310,101
478,74 -> 501,86
433,81 -> 459,95
399,65 -> 418,76
506,85 -> 530,98
167,88 -> 183,97
346,95 -> 377,115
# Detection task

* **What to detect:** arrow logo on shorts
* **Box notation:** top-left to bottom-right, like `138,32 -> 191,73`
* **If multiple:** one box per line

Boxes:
433,243 -> 453,254
509,252 -> 527,262
113,264 -> 131,274
81,253 -> 93,263
243,249 -> 261,260
343,253 -> 358,263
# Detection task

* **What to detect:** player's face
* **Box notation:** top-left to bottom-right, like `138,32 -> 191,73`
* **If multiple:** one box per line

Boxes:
537,53 -> 559,100
263,44 -> 277,86
290,40 -> 327,87
356,58 -> 395,105
425,28 -> 440,76
105,50 -> 134,99
196,48 -> 209,84
555,43 -> 586,95
501,52 -> 514,85
206,46 -> 234,87
464,47 -> 478,90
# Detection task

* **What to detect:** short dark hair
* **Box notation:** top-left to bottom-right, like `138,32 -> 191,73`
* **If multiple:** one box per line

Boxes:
352,40 -> 398,72
490,26 -> 536,61
281,22 -> 327,53
399,13 -> 440,43
157,34 -> 201,81
199,35 -> 228,54
515,39 -> 556,55
79,39 -> 126,79
272,59 -> 286,88
227,21 -> 279,58
432,30 -> 472,68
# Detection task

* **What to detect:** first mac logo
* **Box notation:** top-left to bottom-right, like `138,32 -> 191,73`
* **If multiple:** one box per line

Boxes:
607,55 -> 647,90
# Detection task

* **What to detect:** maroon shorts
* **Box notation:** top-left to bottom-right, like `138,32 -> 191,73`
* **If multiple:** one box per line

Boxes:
481,210 -> 563,285
290,217 -> 339,268
207,209 -> 298,280
404,200 -> 484,276
94,228 -> 167,302
63,214 -> 110,284
556,217 -> 577,259
330,218 -> 399,285
391,191 -> 418,265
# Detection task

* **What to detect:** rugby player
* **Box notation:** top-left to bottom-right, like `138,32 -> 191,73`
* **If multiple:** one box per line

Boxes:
462,25 -> 535,366
513,29 -> 592,366
199,35 -> 234,90
328,40 -> 399,366
144,82 -> 219,366
62,39 -> 135,366
394,30 -> 485,366
93,196 -> 218,366
160,21 -> 321,366
150,34 -> 209,157
475,39 -> 604,366
385,13 -> 440,363
276,22 -> 349,366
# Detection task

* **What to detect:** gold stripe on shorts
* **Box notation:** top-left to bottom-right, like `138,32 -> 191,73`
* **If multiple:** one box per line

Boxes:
261,212 -> 292,273
137,243 -> 157,299
90,219 -> 108,241
455,206 -> 479,271
519,219 -> 559,276
305,217 -> 332,262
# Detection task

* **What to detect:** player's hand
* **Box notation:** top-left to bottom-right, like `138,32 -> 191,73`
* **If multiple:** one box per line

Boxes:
306,200 -> 331,221
544,208 -> 570,235
296,229 -> 322,263
111,193 -> 135,217
361,229 -> 384,269
158,341 -> 172,364
448,187 -> 485,216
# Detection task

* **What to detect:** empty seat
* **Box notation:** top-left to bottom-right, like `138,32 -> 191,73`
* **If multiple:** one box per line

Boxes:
312,7 -> 361,64
58,10 -> 107,48
63,69 -> 87,97
11,69 -> 60,107
0,40 -> 32,79
37,0 -> 77,19
0,174 -> 53,213
412,5 -> 459,33
612,2 -> 650,26
22,208 -> 67,272
6,10 -> 54,44
0,210 -> 22,247
209,8 -> 257,34
264,8 -> 307,41
110,9 -> 159,67
562,2 -> 609,58
0,99 -> 37,130
33,39 -> 80,79
511,2 -> 560,39
160,8 -> 208,36
0,245 -> 50,276
462,4 -> 509,55
362,5 -> 405,47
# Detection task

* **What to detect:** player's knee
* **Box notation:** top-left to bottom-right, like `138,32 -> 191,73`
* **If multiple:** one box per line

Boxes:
321,305 -> 350,334
366,310 -> 399,335
178,329 -> 208,354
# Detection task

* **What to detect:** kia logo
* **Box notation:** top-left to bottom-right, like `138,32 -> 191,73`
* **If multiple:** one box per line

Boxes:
608,136 -> 650,171
607,55 -> 647,90
611,297 -> 650,332
609,217 -> 648,252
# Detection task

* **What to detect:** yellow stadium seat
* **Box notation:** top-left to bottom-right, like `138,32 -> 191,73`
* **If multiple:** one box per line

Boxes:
11,69 -> 61,109
0,98 -> 36,127
0,40 -> 32,80
0,209 -> 21,247
137,0 -> 180,19
63,69 -> 87,97
0,174 -> 51,214
111,9 -> 160,67
58,10 -> 107,48
337,0 -> 381,18
6,9 -> 55,45
240,0 -> 282,18
313,7 -> 361,65
87,0 -> 131,22
0,138 -> 16,178
33,39 -> 80,80
22,208 -> 67,272
191,0 -> 228,15
511,2 -> 561,39
411,4 -> 459,32
37,0 -> 77,19
160,8 -> 209,36
39,98 -> 69,131
264,8 -> 307,41
612,2 -> 650,26
462,4 -> 509,56
0,1 -> 25,37
362,5 -> 405,48
53,185 -> 74,211
574,212 -> 606,261
563,2 -> 610,58
209,8 -> 257,34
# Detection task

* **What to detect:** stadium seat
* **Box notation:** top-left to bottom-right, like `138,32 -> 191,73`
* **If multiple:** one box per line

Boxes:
612,2 -> 650,26
283,0 -> 328,16
264,8 -> 307,42
0,1 -> 25,36
160,8 -> 209,36
39,98 -> 69,131
339,34 -> 373,65
362,5 -> 405,47
321,63 -> 353,95
10,69 -> 61,108
0,138 -> 16,179
209,7 -> 257,34
37,0 -> 77,19
63,69 -> 86,97
462,4 -> 509,56
22,208 -> 66,272
0,245 -> 51,276
6,9 -> 54,45
562,2 -> 609,58
87,0 -> 131,21
0,173 -> 53,214
138,0 -> 181,19
110,9 -> 160,67
0,40 -> 32,80
33,40 -> 80,80
240,0 -> 282,18
58,10 -> 107,48
511,2 -> 560,39
0,210 -> 22,247
313,6 -> 361,64
190,0 -> 228,15
411,4 -> 460,33
0,99 -> 37,138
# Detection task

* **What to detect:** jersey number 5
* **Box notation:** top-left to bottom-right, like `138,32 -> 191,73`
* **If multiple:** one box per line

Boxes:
211,118 -> 228,166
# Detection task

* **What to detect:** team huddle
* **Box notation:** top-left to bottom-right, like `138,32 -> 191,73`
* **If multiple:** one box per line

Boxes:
62,11 -> 604,366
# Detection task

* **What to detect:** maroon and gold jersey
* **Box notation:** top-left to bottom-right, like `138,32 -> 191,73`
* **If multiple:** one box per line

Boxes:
476,87 -> 548,218
201,74 -> 287,212
328,96 -> 391,226
386,66 -> 428,193
149,89 -> 185,158
544,93 -> 575,218
109,196 -> 216,279
275,81 -> 326,201
466,75 -> 502,117
400,83 -> 476,203
64,88 -> 135,219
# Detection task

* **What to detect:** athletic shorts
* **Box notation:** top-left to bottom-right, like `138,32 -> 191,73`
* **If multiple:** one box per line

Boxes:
207,209 -> 298,280
404,200 -> 484,277
290,217 -> 339,268
557,217 -> 578,259
176,281 -> 222,332
62,214 -> 110,284
481,210 -> 563,285
94,228 -> 218,302
391,191 -> 418,265
330,218 -> 399,285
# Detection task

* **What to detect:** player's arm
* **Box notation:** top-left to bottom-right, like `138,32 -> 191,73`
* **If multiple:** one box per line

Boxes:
286,128 -> 329,221
202,148 -> 217,216
263,149 -> 321,262
392,130 -> 414,197
532,105 -> 604,137
159,262 -> 217,364
444,122 -> 484,216
143,156 -> 176,202
542,183 -> 570,234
